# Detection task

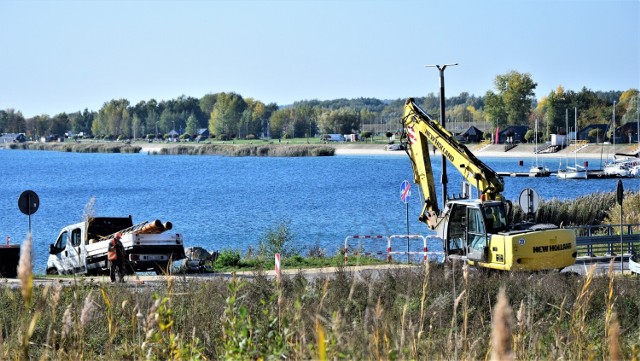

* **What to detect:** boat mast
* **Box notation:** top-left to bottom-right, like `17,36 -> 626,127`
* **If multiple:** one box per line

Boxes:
564,109 -> 569,169
535,118 -> 539,167
574,107 -> 578,167
612,100 -> 616,159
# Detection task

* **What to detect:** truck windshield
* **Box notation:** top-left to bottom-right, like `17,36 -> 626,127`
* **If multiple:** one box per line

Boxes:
483,205 -> 507,233
55,231 -> 68,249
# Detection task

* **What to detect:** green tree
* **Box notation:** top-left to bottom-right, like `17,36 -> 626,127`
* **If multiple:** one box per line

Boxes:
130,114 -> 140,139
483,91 -> 507,129
159,108 -> 179,135
199,93 -> 218,117
485,71 -> 537,126
620,89 -> 639,124
238,109 -> 252,139
317,108 -> 360,134
26,115 -> 49,139
93,99 -> 131,137
292,104 -> 319,139
209,92 -> 246,137
421,93 -> 440,116
49,113 -> 69,138
185,113 -> 198,136
269,108 -> 294,139
0,109 -> 26,134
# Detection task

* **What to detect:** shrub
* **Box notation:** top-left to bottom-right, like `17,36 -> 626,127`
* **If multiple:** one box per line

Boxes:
216,249 -> 241,267
524,129 -> 534,143
307,241 -> 327,258
258,222 -> 298,258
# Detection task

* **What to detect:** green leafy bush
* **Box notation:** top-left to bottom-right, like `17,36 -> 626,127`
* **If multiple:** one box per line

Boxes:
258,222 -> 298,258
216,249 -> 241,267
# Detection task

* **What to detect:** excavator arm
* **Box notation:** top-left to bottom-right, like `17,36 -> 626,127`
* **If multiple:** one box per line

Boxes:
400,98 -> 505,228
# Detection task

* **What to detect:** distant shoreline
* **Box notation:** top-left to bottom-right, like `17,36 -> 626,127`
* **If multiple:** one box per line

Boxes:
331,142 -> 639,160
3,141 -> 638,160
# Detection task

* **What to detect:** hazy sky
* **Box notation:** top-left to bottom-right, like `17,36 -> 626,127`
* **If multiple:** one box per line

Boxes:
1,0 -> 638,117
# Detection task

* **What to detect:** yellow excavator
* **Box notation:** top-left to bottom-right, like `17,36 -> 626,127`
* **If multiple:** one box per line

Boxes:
400,98 -> 576,271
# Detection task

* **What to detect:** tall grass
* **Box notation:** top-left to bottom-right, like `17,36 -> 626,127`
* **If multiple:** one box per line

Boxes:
8,141 -> 336,156
512,191 -> 637,227
9,142 -> 141,153
2,263 -> 639,360
156,144 -> 335,156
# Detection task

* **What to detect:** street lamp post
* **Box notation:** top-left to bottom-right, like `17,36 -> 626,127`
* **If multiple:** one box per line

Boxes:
425,63 -> 458,206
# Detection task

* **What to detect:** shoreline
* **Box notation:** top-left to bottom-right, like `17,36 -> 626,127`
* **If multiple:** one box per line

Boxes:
331,142 -> 640,160
4,141 -> 638,160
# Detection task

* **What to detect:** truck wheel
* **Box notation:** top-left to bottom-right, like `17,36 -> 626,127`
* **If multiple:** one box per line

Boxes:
46,267 -> 59,275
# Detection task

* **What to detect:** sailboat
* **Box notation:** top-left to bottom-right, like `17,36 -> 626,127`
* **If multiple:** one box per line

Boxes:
557,108 -> 587,179
602,101 -> 633,177
530,118 -> 550,177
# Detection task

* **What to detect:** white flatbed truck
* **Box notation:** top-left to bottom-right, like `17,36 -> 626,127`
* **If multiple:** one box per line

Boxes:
46,216 -> 186,276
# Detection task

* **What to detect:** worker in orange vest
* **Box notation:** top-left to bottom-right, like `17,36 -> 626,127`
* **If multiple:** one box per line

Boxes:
108,232 -> 125,283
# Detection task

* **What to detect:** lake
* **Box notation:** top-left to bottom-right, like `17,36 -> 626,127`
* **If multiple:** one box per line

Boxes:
0,148 -> 637,272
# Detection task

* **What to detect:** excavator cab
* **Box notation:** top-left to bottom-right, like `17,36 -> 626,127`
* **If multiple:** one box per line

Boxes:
444,202 -> 467,255
466,206 -> 488,262
444,200 -> 508,262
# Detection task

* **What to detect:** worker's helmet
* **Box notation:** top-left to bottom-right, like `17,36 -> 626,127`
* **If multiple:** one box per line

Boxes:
115,232 -> 122,239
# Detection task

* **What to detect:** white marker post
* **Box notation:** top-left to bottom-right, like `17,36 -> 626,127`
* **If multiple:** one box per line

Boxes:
275,253 -> 281,282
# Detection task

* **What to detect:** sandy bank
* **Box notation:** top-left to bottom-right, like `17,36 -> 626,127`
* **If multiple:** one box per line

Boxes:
332,142 -> 640,160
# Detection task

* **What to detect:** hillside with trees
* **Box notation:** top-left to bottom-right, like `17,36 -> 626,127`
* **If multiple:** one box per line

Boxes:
1,71 -> 638,144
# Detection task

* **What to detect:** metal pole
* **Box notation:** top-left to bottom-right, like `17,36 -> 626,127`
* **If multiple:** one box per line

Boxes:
438,67 -> 448,204
28,193 -> 32,234
616,179 -> 624,273
426,63 -> 458,207
406,202 -> 410,263
613,101 -> 616,148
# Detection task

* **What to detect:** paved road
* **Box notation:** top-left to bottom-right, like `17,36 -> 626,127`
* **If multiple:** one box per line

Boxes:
1,264 -> 417,288
565,256 -> 632,275
1,258 -> 634,289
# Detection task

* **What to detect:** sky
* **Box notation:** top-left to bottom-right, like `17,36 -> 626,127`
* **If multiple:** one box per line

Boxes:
1,0 -> 638,118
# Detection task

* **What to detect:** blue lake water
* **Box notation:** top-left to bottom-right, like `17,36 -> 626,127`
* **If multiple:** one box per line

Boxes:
1,149 -> 637,273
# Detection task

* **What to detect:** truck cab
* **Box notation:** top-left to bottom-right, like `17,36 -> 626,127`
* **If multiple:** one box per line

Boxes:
48,225 -> 85,274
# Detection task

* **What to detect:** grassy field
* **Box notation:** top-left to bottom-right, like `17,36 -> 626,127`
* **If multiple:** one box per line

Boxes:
3,249 -> 640,360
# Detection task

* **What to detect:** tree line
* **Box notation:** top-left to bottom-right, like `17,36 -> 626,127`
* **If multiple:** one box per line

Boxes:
1,71 -> 638,142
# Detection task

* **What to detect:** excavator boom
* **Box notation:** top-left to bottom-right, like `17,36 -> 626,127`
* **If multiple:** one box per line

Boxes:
401,98 -> 504,210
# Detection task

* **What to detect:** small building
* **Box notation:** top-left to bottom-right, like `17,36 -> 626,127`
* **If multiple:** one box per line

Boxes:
0,133 -> 26,143
619,122 -> 640,143
578,124 -> 608,143
459,125 -> 484,143
498,125 -> 529,144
